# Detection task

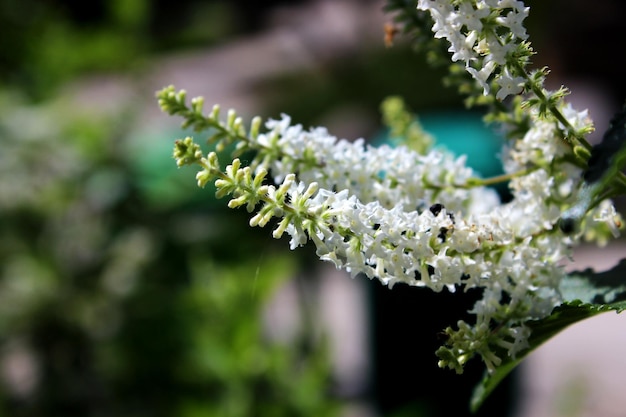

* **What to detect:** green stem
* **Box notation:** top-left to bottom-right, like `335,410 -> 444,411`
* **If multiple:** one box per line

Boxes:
512,59 -> 592,152
458,167 -> 537,188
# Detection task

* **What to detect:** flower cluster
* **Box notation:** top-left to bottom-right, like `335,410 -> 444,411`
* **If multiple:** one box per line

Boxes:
254,115 -> 500,215
417,0 -> 531,100
160,90 -> 621,374
158,0 -> 624,376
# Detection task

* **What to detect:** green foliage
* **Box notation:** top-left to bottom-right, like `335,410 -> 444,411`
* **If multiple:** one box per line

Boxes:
380,96 -> 433,154
0,92 -> 338,416
0,0 -> 150,99
0,0 -> 245,101
177,258 -> 338,417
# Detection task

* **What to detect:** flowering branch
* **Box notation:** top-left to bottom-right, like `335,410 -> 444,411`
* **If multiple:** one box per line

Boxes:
161,85 -> 621,372
159,86 -> 507,213
158,0 -> 626,410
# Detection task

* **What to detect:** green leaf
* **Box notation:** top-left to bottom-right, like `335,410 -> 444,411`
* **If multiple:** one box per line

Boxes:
470,258 -> 626,413
584,107 -> 626,186
560,258 -> 626,308
380,95 -> 433,154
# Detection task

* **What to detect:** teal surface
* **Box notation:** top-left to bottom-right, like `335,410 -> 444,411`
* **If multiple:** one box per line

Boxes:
420,111 -> 503,178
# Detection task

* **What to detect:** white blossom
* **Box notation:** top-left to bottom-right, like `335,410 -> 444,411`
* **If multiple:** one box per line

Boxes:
496,8 -> 529,40
466,60 -> 497,94
419,0 -> 531,96
455,2 -> 490,32
495,68 -> 526,100
182,97 -> 620,370
161,0 -> 624,377
590,199 -> 623,239
254,115 -> 500,216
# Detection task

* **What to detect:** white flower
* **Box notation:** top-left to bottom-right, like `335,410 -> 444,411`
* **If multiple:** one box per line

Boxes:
253,115 -> 500,216
495,68 -> 526,100
592,200 -> 623,238
509,116 -> 569,165
558,103 -> 592,133
417,0 -> 455,16
495,8 -> 529,40
448,224 -> 481,253
449,30 -> 479,64
466,60 -> 497,95
419,0 -> 530,100
455,2 -> 490,32
485,35 -> 516,66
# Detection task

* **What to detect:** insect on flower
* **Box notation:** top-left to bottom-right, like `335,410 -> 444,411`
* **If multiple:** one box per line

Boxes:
384,22 -> 399,47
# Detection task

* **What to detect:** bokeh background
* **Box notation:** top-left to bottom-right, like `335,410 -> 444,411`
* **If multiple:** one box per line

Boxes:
1,1 -> 625,417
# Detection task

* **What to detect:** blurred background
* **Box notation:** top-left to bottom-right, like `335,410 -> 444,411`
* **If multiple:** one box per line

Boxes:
1,1 -> 625,417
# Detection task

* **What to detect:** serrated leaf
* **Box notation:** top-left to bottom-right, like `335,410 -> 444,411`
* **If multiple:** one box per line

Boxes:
470,258 -> 626,413
561,258 -> 626,308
